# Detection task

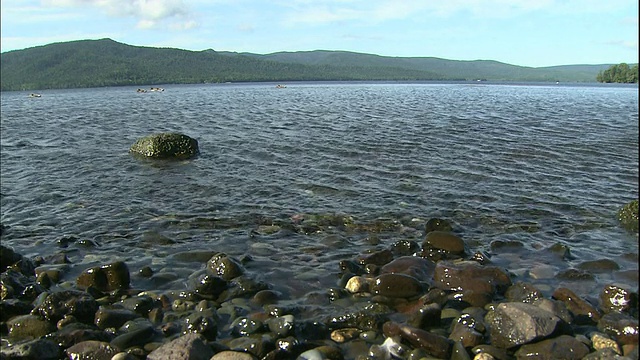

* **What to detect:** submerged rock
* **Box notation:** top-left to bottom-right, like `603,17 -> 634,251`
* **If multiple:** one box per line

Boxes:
129,132 -> 199,160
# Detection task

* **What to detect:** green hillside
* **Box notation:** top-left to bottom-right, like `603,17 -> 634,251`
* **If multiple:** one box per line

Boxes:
0,38 -> 619,91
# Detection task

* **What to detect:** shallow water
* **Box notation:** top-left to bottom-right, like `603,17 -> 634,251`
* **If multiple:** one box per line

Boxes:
1,81 -> 638,302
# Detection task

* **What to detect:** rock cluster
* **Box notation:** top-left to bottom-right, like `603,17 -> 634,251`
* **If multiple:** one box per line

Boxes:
1,213 -> 638,360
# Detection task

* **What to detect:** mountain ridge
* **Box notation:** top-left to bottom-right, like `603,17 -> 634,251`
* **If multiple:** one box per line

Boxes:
0,38 -> 624,91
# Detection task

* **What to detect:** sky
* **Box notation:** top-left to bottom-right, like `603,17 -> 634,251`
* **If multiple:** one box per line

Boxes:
1,0 -> 638,68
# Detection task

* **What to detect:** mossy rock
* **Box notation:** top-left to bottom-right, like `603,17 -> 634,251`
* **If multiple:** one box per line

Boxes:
617,199 -> 638,233
130,132 -> 199,159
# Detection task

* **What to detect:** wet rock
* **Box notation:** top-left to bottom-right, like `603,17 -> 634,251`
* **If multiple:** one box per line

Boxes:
94,307 -> 141,329
577,259 -> 621,273
489,239 -> 525,252
555,268 -> 595,281
207,254 -> 244,281
65,340 -> 120,360
1,245 -> 33,274
599,284 -> 638,314
211,350 -> 258,360
1,268 -> 41,301
129,132 -> 199,160
407,302 -> 441,329
183,312 -> 218,340
513,335 -> 589,360
433,261 -> 512,307
617,199 -> 638,233
390,240 -> 421,256
505,281 -> 543,303
76,261 -> 130,293
345,275 -> 370,294
0,298 -> 33,321
1,338 -> 61,360
471,345 -> 510,360
552,287 -> 601,324
222,276 -> 269,300
425,218 -> 453,233
330,328 -> 361,343
357,249 -> 394,266
449,316 -> 484,348
380,256 -> 435,282
193,274 -> 228,299
110,323 -> 156,350
328,303 -> 392,331
252,289 -> 281,306
51,323 -> 115,348
147,334 -> 214,360
590,332 -> 622,354
7,314 -> 56,339
35,290 -> 98,324
371,273 -> 423,298
597,311 -> 639,346
383,321 -> 452,359
532,298 -> 573,325
266,314 -> 294,337
582,347 -> 625,360
119,294 -> 157,316
422,231 -> 466,260
485,302 -> 562,349
227,334 -> 274,358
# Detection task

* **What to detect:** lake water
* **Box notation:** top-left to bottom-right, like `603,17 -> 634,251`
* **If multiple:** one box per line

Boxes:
1,82 -> 638,302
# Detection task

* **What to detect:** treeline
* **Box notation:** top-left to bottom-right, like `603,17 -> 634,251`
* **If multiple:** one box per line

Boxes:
596,63 -> 638,83
0,38 -> 629,91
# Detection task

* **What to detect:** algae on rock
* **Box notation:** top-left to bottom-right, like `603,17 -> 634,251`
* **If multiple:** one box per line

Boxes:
130,132 -> 199,160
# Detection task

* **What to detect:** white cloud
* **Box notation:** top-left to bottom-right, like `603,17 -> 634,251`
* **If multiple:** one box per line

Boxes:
40,0 -> 198,30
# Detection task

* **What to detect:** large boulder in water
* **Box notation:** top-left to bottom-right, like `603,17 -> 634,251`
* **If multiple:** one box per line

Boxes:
130,132 -> 199,159
617,199 -> 638,233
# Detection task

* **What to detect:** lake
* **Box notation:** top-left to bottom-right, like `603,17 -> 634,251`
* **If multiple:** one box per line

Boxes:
1,81 -> 638,310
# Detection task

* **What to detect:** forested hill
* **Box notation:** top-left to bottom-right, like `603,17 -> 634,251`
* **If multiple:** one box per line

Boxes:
0,38 -> 615,91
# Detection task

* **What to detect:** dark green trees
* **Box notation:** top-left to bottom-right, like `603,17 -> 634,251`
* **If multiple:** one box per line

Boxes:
597,63 -> 638,83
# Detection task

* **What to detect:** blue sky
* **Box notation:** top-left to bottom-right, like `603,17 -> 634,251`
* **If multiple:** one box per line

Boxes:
1,0 -> 638,67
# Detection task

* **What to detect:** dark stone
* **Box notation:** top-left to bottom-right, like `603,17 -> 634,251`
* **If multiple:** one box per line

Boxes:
555,268 -> 595,281
597,311 -> 639,346
130,132 -> 199,160
505,281 -> 544,303
65,340 -> 120,360
577,259 -> 620,273
94,307 -> 141,329
433,261 -> 512,307
1,338 -> 62,360
552,287 -> 601,324
183,312 -> 218,340
422,231 -> 466,260
407,302 -> 441,330
193,274 -> 228,299
147,334 -> 214,360
35,290 -> 98,324
425,218 -> 453,233
514,335 -> 589,360
110,324 -> 156,350
357,249 -> 394,266
390,240 -> 421,256
379,256 -> 435,282
485,302 -> 561,349
599,284 -> 638,314
76,261 -> 130,293
383,321 -> 452,359
7,314 -> 56,340
371,273 -> 424,298
207,254 -> 244,281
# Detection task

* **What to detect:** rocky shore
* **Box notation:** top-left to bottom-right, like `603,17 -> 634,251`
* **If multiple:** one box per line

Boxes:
1,214 -> 638,360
